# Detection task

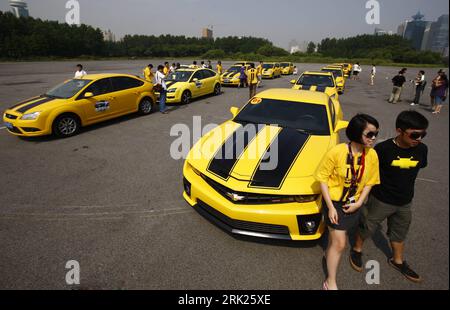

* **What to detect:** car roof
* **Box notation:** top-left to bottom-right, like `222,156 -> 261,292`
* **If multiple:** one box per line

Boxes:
302,71 -> 334,76
80,73 -> 143,80
256,88 -> 329,105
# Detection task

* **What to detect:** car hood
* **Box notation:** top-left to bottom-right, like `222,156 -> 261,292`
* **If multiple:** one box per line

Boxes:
293,85 -> 338,98
221,72 -> 240,79
165,80 -> 185,89
7,96 -> 68,114
187,121 -> 332,190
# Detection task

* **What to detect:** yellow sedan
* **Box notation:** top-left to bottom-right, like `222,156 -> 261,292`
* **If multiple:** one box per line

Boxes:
182,89 -> 348,241
262,62 -> 282,79
165,68 -> 221,104
280,62 -> 294,75
3,73 -> 156,138
321,66 -> 345,94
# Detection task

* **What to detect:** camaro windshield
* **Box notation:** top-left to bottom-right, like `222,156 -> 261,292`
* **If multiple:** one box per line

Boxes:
45,79 -> 92,99
322,68 -> 343,77
263,64 -> 274,69
226,66 -> 241,73
280,63 -> 290,67
234,98 -> 330,135
166,71 -> 193,82
298,75 -> 334,87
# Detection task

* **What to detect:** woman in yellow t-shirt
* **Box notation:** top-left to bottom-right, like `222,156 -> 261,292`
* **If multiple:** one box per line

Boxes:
216,61 -> 223,75
314,114 -> 380,290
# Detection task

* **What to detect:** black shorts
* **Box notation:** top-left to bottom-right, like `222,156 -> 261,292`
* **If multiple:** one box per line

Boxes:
352,71 -> 359,76
322,200 -> 361,231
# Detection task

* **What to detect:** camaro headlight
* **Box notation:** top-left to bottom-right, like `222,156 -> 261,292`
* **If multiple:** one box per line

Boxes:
167,88 -> 177,93
21,111 -> 41,120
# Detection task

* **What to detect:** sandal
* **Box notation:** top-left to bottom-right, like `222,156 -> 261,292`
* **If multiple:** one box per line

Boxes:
322,280 -> 329,290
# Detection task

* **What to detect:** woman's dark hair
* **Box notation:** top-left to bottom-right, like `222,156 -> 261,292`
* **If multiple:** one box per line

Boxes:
396,110 -> 429,131
346,114 -> 379,144
420,70 -> 425,75
157,65 -> 164,71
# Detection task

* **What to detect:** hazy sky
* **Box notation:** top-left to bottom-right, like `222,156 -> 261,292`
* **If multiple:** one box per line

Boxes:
1,0 -> 448,49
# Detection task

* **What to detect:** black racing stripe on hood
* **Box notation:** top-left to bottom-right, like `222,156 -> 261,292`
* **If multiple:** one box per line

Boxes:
249,128 -> 310,189
166,81 -> 179,88
226,72 -> 236,78
9,96 -> 42,109
207,124 -> 265,180
316,85 -> 326,92
16,97 -> 55,113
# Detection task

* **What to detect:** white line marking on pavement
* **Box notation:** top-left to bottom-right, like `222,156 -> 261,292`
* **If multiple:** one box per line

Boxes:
417,177 -> 439,183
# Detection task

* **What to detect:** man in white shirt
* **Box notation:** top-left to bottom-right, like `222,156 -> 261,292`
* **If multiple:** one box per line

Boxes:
155,65 -> 168,114
370,64 -> 376,85
74,64 -> 87,78
411,70 -> 426,106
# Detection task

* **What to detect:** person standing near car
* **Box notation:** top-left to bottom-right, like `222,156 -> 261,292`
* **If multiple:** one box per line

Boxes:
256,61 -> 263,88
388,70 -> 406,104
163,62 -> 170,75
238,64 -> 247,88
216,61 -> 223,75
143,64 -> 154,84
247,63 -> 258,99
74,64 -> 87,78
155,65 -> 168,114
370,64 -> 376,86
352,63 -> 361,80
350,110 -> 428,283
315,114 -> 380,290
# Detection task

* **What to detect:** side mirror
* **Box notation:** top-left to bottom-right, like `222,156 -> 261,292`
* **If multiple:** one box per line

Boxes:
290,79 -> 297,84
192,78 -> 199,83
334,120 -> 349,133
230,106 -> 239,118
84,92 -> 94,98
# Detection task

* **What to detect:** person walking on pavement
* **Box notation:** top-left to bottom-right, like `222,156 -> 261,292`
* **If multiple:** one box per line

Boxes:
238,65 -> 247,88
431,69 -> 449,114
155,65 -> 169,114
256,61 -> 263,88
216,61 -> 223,75
315,114 -> 380,290
370,64 -> 376,86
388,70 -> 407,104
247,63 -> 258,99
350,110 -> 429,283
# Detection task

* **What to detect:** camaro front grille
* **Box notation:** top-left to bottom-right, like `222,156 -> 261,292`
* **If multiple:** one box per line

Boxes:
201,174 -> 299,204
7,126 -> 21,134
196,200 -> 290,236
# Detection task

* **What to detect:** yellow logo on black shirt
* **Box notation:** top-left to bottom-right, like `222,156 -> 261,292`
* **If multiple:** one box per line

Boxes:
391,157 -> 419,169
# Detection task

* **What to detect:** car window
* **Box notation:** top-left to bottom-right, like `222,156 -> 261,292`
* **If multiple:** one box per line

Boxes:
46,79 -> 92,99
84,78 -> 113,96
111,76 -> 144,92
192,71 -> 205,81
203,70 -> 216,78
234,98 -> 330,135
297,74 -> 335,87
328,99 -> 336,129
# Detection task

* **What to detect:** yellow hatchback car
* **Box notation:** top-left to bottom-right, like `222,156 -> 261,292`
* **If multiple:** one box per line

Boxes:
182,89 -> 348,241
291,71 -> 340,100
321,66 -> 345,94
165,68 -> 221,104
262,62 -> 281,79
3,73 -> 156,138
280,62 -> 294,75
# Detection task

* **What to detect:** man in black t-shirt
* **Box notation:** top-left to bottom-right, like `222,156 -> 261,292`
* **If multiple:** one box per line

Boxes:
388,70 -> 407,104
349,110 -> 429,283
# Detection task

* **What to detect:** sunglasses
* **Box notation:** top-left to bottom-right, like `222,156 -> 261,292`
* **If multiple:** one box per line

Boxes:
363,131 -> 379,139
405,131 -> 427,140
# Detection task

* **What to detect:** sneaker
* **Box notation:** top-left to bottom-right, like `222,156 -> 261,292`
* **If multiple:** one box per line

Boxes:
410,103 -> 417,106
388,259 -> 422,283
349,249 -> 363,272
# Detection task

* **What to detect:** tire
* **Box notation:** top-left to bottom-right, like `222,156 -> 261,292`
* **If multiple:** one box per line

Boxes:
213,83 -> 221,95
52,114 -> 80,138
181,90 -> 192,104
138,97 -> 155,115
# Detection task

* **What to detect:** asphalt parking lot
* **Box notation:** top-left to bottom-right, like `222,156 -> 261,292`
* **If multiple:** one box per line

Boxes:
0,60 -> 448,290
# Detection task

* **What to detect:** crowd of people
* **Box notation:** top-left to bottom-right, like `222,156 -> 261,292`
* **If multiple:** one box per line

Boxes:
72,61 -> 442,290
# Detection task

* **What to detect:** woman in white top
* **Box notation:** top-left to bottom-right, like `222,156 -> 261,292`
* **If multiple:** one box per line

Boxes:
155,65 -> 168,114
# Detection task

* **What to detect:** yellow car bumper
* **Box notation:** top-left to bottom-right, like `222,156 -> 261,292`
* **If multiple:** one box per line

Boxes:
183,163 -> 325,241
3,112 -> 50,136
220,78 -> 240,86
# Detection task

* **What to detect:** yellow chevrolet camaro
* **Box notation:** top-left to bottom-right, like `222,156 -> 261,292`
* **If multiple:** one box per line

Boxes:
3,74 -> 156,138
262,62 -> 282,79
165,68 -> 221,104
182,89 -> 348,241
280,62 -> 294,75
321,66 -> 345,94
291,71 -> 340,100
220,65 -> 250,86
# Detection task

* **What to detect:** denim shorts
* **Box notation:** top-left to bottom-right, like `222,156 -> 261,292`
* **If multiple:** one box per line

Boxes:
435,96 -> 446,105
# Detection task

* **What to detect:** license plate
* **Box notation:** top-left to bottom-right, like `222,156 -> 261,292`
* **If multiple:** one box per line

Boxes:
4,122 -> 13,129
